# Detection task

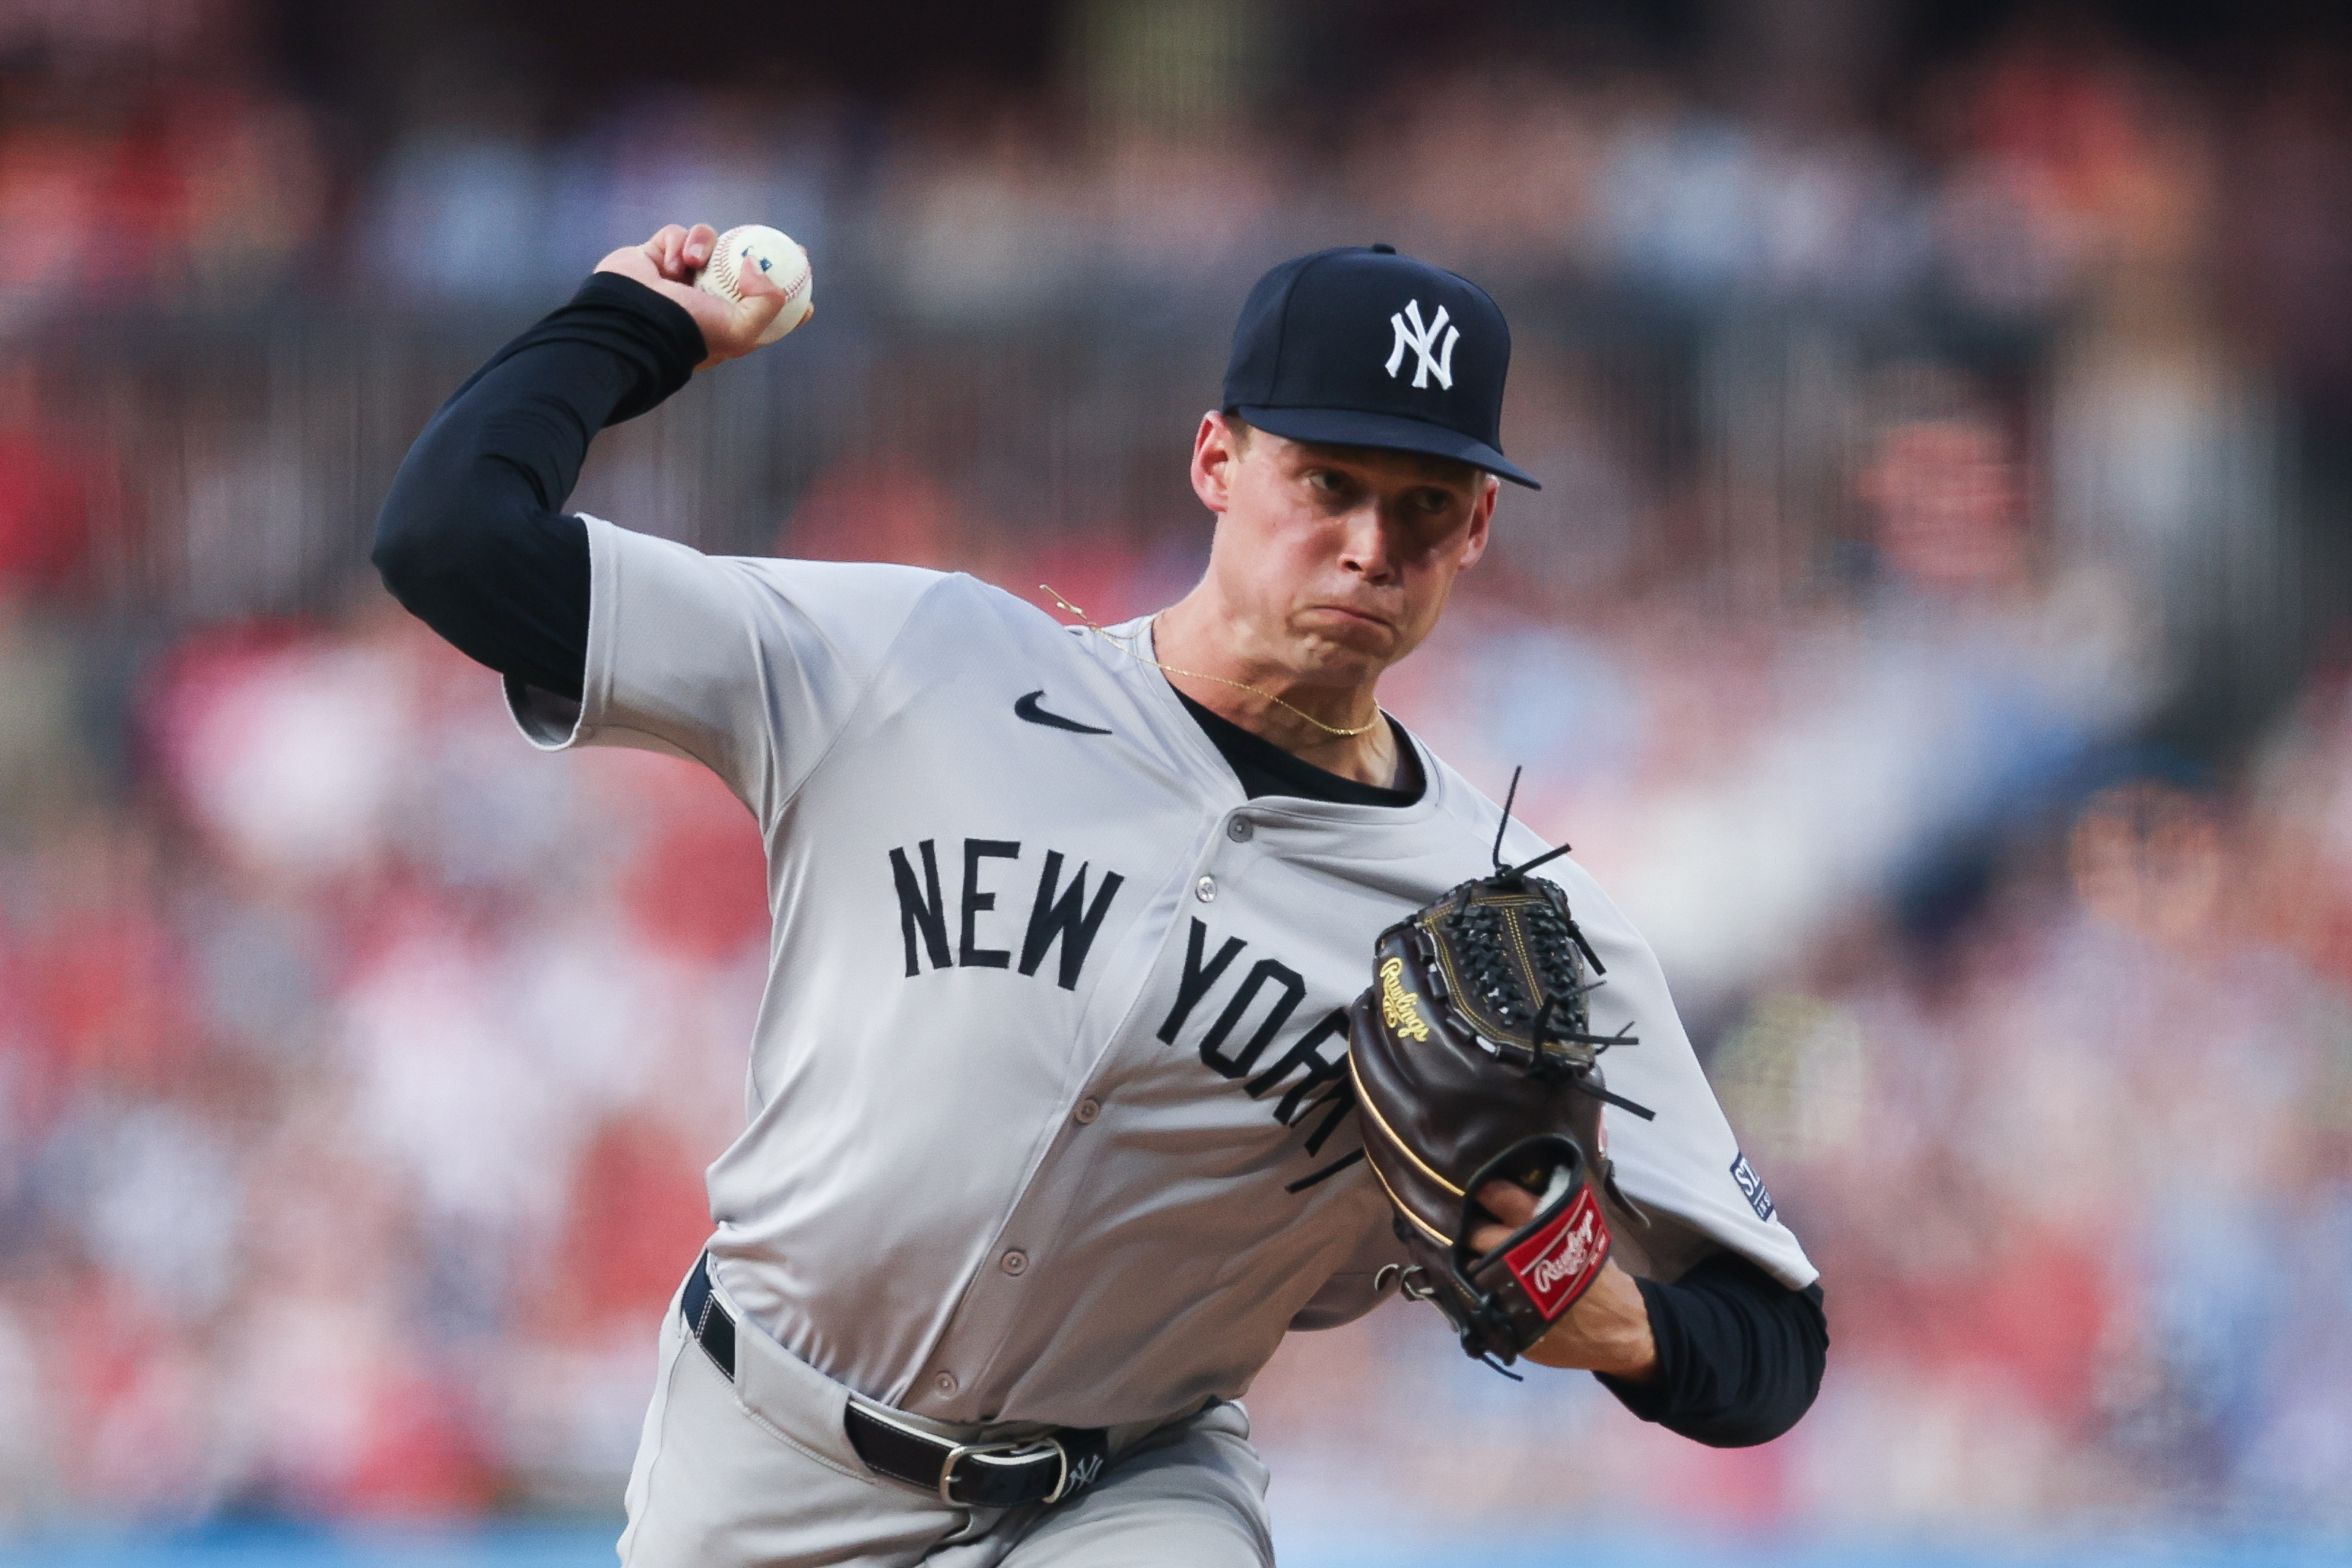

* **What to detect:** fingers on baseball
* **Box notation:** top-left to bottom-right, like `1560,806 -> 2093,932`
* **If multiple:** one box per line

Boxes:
732,267 -> 789,339
641,224 -> 712,282
641,225 -> 680,274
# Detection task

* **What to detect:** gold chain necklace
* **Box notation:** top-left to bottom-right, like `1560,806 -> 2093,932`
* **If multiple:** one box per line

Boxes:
1041,585 -> 1384,739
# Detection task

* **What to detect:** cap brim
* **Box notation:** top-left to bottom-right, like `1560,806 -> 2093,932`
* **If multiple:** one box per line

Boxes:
1231,405 -> 1540,489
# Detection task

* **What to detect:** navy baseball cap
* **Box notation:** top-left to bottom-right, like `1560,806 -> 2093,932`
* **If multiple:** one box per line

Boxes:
1222,244 -> 1538,489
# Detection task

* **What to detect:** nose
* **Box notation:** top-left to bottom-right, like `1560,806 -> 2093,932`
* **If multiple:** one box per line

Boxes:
1336,501 -> 1401,584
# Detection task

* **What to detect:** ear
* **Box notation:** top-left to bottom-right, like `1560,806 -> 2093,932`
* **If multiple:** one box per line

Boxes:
1191,412 -> 1241,514
1457,474 -> 1498,568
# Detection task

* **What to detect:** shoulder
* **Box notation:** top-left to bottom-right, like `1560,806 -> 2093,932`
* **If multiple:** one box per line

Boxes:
582,515 -> 946,599
708,549 -> 950,600
585,518 -> 1069,644
727,557 -> 1062,632
723,555 -> 959,622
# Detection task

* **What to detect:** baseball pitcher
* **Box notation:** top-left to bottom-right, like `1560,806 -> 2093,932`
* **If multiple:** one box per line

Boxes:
374,224 -> 1827,1567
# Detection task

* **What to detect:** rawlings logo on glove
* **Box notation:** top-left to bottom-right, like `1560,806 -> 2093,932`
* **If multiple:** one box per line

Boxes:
1377,957 -> 1433,1043
1509,1186 -> 1607,1314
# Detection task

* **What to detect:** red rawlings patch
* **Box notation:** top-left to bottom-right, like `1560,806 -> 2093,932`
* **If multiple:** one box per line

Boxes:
1503,1185 -> 1609,1321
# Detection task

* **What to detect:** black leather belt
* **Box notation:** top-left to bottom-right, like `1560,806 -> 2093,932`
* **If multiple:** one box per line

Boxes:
681,1255 -> 1109,1510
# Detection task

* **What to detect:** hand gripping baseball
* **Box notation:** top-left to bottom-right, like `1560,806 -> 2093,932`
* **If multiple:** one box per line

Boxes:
1347,830 -> 1653,1375
595,223 -> 790,369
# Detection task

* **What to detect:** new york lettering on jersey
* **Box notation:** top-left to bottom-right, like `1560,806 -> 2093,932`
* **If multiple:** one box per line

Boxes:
884,838 -> 1360,1188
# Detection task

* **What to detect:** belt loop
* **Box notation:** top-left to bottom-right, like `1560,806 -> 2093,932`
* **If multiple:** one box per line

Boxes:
1036,1437 -> 1073,1505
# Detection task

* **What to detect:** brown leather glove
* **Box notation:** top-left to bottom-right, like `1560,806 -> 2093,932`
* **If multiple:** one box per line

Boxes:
1347,860 -> 1648,1371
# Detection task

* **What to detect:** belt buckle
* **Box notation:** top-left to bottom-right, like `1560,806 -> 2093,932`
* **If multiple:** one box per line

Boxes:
938,1435 -> 1063,1507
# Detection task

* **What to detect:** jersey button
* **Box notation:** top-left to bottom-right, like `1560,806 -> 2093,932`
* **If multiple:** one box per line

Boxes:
1226,817 -> 1254,842
1195,875 -> 1217,903
933,1371 -> 958,1396
1074,1097 -> 1100,1124
1000,1250 -> 1029,1276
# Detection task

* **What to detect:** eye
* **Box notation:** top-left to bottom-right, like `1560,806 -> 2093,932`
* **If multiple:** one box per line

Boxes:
1415,488 -> 1455,514
1306,469 -> 1346,494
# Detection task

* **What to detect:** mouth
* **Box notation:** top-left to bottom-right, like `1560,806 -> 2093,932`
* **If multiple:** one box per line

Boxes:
1308,603 -> 1394,631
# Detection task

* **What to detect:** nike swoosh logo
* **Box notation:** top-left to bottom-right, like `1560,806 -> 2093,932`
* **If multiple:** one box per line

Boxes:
1015,690 -> 1111,735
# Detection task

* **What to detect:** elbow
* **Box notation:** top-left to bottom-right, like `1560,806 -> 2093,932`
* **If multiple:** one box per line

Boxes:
372,444 -> 444,604
371,501 -> 470,612
1649,1359 -> 1823,1448
1679,1393 -> 1814,1449
374,448 -> 489,607
374,408 -> 487,603
371,516 -> 425,602
1686,1326 -> 1828,1448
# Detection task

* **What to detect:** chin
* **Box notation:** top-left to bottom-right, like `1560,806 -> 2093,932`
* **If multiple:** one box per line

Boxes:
1294,633 -> 1390,683
1352,624 -> 1403,657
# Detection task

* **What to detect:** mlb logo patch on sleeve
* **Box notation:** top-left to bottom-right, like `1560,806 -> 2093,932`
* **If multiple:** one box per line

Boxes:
1730,1151 -> 1775,1221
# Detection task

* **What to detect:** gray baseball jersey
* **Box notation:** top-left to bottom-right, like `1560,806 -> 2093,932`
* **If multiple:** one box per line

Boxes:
510,514 -> 1816,1434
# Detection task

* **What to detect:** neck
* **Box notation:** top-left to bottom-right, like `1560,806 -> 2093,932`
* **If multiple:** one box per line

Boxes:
1152,594 -> 1400,789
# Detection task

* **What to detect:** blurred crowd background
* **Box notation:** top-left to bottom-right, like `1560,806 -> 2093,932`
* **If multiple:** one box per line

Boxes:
4,0 -> 2351,1550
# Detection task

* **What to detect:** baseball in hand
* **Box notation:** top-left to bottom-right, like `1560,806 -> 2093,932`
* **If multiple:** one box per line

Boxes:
696,225 -> 814,346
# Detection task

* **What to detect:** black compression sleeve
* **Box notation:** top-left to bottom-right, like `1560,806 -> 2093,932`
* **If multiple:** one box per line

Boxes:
372,272 -> 706,700
1596,1253 -> 1829,1448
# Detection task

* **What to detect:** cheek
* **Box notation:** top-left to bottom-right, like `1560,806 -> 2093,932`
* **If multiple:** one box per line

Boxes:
1395,520 -> 1469,584
1397,556 -> 1466,626
1219,508 -> 1336,583
1212,520 -> 1303,616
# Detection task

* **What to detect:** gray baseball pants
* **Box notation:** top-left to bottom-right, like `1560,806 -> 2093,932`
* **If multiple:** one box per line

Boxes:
617,1270 -> 1275,1567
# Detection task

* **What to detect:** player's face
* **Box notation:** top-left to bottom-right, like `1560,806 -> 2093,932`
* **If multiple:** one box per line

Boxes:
1190,414 -> 1495,684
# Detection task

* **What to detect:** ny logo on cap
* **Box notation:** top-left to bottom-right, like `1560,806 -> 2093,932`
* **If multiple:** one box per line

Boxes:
1384,299 -> 1460,390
